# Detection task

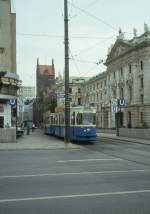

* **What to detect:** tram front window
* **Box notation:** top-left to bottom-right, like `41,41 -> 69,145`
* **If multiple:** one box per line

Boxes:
82,113 -> 95,125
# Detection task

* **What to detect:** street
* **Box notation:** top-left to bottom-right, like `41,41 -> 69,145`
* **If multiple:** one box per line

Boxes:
0,134 -> 150,213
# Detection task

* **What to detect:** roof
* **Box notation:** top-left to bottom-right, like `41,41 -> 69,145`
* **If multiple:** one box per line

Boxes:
37,65 -> 54,76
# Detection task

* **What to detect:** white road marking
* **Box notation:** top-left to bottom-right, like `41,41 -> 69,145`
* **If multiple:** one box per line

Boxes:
0,169 -> 148,179
57,158 -> 122,163
0,189 -> 150,203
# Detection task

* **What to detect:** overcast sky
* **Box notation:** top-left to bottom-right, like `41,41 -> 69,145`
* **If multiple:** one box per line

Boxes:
12,0 -> 150,86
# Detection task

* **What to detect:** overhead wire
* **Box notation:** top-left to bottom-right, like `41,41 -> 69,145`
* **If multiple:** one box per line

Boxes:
17,32 -> 115,40
68,1 -> 117,31
69,48 -> 82,77
69,0 -> 104,20
73,36 -> 115,57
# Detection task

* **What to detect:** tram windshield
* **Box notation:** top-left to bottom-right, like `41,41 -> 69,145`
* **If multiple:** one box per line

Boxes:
82,113 -> 96,125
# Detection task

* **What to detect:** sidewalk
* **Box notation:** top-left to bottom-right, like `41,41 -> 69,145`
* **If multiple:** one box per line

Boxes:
97,132 -> 150,146
0,129 -> 80,150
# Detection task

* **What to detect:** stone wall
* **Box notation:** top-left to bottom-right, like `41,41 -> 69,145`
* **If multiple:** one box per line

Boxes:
0,128 -> 16,143
119,128 -> 150,140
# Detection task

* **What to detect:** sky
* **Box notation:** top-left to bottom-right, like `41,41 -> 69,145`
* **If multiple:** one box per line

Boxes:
11,0 -> 150,86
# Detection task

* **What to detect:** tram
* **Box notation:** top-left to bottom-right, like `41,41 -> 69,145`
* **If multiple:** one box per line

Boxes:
44,106 -> 96,142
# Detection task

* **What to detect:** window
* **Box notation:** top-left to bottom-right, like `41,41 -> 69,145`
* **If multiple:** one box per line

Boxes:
140,61 -> 143,70
129,64 -> 132,73
114,90 -> 116,98
120,88 -> 124,98
101,93 -> 102,100
0,104 -> 4,113
71,112 -> 75,125
69,88 -> 72,93
141,77 -> 143,88
141,94 -> 144,104
120,67 -> 123,76
129,86 -> 132,101
77,113 -> 82,125
0,48 -> 5,54
114,72 -> 116,79
78,98 -> 81,105
104,80 -> 106,86
78,88 -> 81,93
140,112 -> 143,123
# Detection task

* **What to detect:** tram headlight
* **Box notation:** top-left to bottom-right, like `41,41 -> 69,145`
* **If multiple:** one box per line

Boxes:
84,129 -> 86,133
87,128 -> 91,132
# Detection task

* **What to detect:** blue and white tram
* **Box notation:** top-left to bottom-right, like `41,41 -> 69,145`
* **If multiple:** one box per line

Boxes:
44,106 -> 96,142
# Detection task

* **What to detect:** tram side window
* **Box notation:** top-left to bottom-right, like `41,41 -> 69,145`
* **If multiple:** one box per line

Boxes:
71,112 -> 75,125
51,117 -> 54,124
55,116 -> 58,125
60,114 -> 64,124
77,113 -> 82,125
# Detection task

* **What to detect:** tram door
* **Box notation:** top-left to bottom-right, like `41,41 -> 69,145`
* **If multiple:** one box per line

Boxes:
0,116 -> 4,128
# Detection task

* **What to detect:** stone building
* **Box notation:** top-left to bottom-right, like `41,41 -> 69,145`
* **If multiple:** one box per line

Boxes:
81,72 -> 108,128
34,58 -> 55,126
82,25 -> 150,129
55,77 -> 88,108
0,0 -> 19,131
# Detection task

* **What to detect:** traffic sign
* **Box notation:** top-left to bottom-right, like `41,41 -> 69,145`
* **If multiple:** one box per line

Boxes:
111,99 -> 118,113
9,99 -> 16,106
118,98 -> 125,106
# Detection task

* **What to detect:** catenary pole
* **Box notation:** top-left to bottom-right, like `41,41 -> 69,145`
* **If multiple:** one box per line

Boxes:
64,0 -> 70,143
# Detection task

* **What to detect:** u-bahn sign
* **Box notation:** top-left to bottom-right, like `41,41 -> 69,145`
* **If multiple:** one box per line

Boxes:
111,99 -> 118,113
118,98 -> 125,106
111,98 -> 126,113
9,99 -> 16,106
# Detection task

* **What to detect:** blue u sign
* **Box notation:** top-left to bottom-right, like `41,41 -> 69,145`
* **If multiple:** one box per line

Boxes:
118,98 -> 125,106
10,99 -> 16,106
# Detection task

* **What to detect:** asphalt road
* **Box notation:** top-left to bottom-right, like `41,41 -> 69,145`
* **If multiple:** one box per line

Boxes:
0,137 -> 150,214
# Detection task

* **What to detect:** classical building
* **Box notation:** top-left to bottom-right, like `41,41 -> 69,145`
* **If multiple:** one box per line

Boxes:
82,25 -> 150,129
0,0 -> 20,131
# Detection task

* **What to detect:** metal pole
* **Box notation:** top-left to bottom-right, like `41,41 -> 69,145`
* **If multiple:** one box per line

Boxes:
64,0 -> 70,143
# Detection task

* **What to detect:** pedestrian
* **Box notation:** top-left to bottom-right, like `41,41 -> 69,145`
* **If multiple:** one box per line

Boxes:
32,123 -> 35,132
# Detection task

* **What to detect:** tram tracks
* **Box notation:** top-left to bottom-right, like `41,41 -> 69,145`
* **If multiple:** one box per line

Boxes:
83,137 -> 150,167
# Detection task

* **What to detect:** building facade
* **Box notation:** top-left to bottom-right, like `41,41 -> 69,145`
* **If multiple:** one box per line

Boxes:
34,59 -> 55,126
0,0 -> 19,129
55,77 -> 88,108
82,25 -> 150,129
20,86 -> 35,99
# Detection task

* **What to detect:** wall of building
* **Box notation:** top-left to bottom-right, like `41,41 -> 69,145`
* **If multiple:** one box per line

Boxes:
0,128 -> 16,143
81,29 -> 150,129
0,0 -> 16,72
